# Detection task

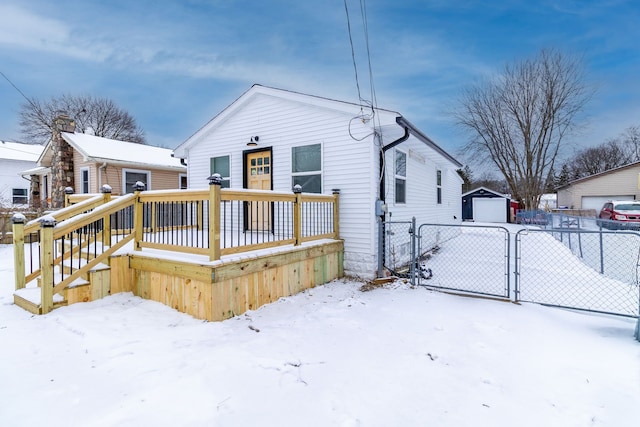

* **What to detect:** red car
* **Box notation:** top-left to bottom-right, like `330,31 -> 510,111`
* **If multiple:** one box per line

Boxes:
598,200 -> 640,229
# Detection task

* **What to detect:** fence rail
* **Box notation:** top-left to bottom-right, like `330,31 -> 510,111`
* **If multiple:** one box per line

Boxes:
12,178 -> 340,314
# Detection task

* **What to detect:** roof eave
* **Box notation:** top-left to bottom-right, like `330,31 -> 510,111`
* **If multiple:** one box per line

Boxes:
395,116 -> 462,168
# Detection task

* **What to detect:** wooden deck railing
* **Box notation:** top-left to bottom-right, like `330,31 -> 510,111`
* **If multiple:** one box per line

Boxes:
12,176 -> 340,313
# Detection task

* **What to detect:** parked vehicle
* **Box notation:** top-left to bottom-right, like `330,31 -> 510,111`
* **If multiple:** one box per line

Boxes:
597,200 -> 640,229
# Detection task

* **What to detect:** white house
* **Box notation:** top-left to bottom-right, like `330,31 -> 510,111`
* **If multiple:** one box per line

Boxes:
173,85 -> 463,278
0,141 -> 43,207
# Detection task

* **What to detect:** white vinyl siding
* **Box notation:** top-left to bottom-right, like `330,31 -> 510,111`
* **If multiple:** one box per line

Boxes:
182,90 -> 461,278
0,158 -> 38,206
186,93 -> 378,277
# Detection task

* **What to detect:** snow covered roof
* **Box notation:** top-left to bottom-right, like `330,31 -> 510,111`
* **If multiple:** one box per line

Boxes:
462,186 -> 509,198
40,132 -> 185,171
0,141 -> 43,162
20,166 -> 50,176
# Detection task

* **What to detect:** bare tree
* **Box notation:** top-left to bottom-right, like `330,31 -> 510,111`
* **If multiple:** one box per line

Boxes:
568,139 -> 631,178
619,125 -> 640,162
454,49 -> 592,210
19,94 -> 145,144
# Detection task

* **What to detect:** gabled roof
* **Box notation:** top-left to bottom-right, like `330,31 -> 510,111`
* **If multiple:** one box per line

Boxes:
462,186 -> 509,198
395,117 -> 462,168
0,141 -> 43,162
39,133 -> 185,172
556,160 -> 640,190
173,84 -> 461,168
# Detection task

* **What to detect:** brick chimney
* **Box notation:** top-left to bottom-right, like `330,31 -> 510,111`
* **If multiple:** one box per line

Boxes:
50,114 -> 76,208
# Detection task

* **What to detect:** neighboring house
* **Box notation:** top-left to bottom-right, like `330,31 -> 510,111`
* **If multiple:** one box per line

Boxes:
556,161 -> 640,211
462,186 -> 514,223
24,115 -> 186,208
173,84 -> 463,278
0,141 -> 43,207
538,193 -> 557,211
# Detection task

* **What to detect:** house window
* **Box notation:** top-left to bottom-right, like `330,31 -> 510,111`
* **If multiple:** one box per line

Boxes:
12,188 -> 28,205
123,170 -> 150,194
395,150 -> 406,204
179,174 -> 188,190
437,170 -> 442,204
80,168 -> 90,194
292,143 -> 321,193
210,156 -> 230,188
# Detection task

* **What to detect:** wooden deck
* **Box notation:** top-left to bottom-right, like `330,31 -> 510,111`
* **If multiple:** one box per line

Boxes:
12,182 -> 343,318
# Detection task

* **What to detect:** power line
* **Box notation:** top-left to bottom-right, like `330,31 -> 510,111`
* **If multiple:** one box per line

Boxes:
359,0 -> 377,113
0,70 -> 35,107
343,0 -> 364,110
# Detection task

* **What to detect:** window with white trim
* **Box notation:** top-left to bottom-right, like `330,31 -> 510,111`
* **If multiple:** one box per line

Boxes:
123,169 -> 150,194
436,170 -> 442,204
292,143 -> 322,193
80,168 -> 90,194
210,155 -> 230,188
12,188 -> 28,205
395,149 -> 406,204
179,174 -> 188,190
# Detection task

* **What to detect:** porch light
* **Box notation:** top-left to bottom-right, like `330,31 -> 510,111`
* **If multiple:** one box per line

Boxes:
247,136 -> 259,147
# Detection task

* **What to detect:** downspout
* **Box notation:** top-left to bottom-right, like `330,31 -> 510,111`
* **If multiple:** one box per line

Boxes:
98,162 -> 107,189
378,124 -> 410,204
377,123 -> 410,278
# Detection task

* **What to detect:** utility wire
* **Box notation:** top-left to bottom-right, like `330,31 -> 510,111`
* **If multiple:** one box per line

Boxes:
0,70 -> 35,107
343,0 -> 365,114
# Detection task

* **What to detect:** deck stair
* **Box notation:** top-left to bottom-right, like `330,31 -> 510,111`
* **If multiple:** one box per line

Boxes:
13,241 -> 112,314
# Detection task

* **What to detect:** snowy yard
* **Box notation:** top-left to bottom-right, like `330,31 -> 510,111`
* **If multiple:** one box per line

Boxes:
0,242 -> 639,426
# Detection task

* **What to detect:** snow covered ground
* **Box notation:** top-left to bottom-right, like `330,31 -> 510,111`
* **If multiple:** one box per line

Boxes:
0,242 -> 639,426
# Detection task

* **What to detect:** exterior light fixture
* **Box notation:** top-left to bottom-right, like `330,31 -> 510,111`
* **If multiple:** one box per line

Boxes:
247,136 -> 259,147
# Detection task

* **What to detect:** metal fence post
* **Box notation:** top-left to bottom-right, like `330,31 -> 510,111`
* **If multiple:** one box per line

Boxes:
599,229 -> 605,275
377,217 -> 384,278
514,230 -> 521,302
409,217 -> 416,286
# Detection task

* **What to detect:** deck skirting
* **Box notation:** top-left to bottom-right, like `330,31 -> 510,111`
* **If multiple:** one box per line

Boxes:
111,240 -> 344,321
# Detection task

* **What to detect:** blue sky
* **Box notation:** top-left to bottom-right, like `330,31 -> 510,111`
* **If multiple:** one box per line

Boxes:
1,0 -> 638,166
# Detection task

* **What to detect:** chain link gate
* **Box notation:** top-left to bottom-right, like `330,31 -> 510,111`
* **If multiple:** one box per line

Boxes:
380,220 -> 415,280
416,223 -> 511,298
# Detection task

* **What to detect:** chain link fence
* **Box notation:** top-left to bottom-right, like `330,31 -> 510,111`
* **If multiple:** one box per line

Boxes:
380,217 -> 640,320
515,227 -> 640,317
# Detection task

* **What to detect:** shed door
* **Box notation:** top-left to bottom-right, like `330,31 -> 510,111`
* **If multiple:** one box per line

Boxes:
473,198 -> 507,223
246,150 -> 272,230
